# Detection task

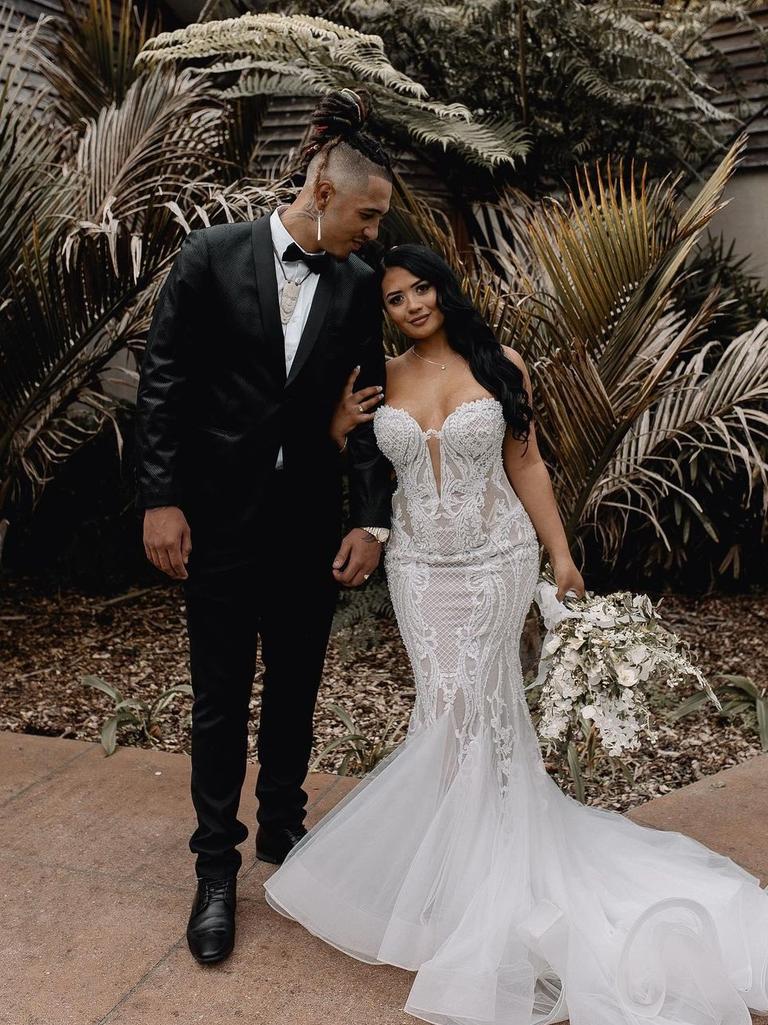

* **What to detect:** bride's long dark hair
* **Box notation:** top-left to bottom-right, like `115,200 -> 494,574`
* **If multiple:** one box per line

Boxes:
378,244 -> 533,445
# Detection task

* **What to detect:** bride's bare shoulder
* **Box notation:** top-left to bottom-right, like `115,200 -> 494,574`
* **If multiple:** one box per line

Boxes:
385,350 -> 411,367
383,350 -> 411,384
501,345 -> 533,388
501,345 -> 526,371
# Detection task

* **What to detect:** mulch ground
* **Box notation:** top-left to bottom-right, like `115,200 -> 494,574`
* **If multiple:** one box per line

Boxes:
1,573 -> 766,812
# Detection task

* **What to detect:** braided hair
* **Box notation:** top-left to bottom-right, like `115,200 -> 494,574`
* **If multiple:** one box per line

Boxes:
298,88 -> 393,184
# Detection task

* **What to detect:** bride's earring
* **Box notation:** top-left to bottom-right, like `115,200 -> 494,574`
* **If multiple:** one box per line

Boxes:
317,210 -> 324,242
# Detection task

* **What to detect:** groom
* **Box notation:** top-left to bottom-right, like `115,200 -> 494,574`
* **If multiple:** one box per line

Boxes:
134,90 -> 393,963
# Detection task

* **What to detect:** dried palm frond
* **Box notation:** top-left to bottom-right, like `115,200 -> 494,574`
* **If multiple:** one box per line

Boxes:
590,320 -> 768,561
32,0 -> 162,126
505,135 -> 750,536
0,11 -> 70,284
0,179 -> 280,518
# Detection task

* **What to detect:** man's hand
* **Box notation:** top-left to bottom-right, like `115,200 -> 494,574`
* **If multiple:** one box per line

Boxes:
332,528 -> 382,587
143,506 -> 192,580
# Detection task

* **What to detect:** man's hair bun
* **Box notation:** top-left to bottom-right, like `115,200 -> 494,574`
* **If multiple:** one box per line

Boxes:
297,87 -> 391,180
308,89 -> 370,144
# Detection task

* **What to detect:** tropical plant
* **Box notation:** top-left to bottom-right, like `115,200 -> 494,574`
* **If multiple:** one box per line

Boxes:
35,0 -> 162,125
670,672 -> 768,751
311,702 -> 408,775
133,11 -> 530,175
81,673 -> 193,755
381,133 -> 768,577
0,3 -> 290,560
250,0 -> 768,190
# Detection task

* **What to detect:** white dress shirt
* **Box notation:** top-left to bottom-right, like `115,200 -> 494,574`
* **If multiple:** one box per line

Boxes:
270,206 -> 325,470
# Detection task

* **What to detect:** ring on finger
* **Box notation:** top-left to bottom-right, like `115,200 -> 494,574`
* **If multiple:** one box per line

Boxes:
363,573 -> 370,580
358,404 -> 363,414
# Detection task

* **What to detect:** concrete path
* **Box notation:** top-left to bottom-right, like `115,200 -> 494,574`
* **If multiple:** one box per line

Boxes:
1,730 -> 766,1025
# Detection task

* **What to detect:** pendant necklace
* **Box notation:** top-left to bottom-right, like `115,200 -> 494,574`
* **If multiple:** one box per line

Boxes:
273,246 -> 312,326
409,345 -> 459,371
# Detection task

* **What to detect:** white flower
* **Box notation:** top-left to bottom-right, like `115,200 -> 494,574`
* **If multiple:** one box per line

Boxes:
626,644 -> 649,665
561,648 -> 581,670
615,664 -> 639,688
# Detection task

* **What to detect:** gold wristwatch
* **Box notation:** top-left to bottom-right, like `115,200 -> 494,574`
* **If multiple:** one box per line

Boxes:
361,526 -> 390,544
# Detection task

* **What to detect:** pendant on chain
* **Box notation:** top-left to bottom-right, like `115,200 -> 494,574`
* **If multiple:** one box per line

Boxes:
280,280 -> 301,325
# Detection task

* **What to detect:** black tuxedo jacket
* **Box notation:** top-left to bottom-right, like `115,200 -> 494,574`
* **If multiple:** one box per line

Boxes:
134,215 -> 392,538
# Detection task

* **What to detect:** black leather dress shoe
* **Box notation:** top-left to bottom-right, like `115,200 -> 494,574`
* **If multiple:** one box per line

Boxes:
186,874 -> 237,964
255,824 -> 308,865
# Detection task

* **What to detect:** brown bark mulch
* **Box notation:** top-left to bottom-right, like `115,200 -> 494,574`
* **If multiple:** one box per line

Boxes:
1,574 -> 765,812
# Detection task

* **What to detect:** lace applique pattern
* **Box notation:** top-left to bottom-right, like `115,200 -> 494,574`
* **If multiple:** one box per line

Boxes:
373,397 -> 542,794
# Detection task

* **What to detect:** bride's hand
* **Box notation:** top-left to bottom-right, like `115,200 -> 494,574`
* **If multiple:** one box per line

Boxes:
552,557 -> 586,602
330,366 -> 384,450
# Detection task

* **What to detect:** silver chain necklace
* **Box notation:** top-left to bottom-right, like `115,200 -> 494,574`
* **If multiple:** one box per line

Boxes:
273,245 -> 312,326
409,345 -> 459,371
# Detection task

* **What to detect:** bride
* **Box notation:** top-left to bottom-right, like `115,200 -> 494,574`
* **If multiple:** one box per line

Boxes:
263,243 -> 768,1025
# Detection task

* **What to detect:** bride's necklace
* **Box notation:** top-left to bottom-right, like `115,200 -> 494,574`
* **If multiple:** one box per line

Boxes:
273,245 -> 312,326
409,345 -> 459,372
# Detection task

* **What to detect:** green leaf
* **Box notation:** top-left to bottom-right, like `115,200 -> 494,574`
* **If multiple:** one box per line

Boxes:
100,709 -> 136,755
755,697 -> 768,752
82,675 -> 124,704
567,741 -> 586,804
325,703 -> 358,735
668,690 -> 710,721
717,674 -> 759,697
115,698 -> 150,714
149,684 -> 194,717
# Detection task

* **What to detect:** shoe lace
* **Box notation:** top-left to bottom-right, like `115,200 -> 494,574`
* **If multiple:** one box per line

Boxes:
201,877 -> 234,902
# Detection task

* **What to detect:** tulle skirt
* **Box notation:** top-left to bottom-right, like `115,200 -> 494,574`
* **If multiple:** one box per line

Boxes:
263,541 -> 768,1025
264,704 -> 768,1025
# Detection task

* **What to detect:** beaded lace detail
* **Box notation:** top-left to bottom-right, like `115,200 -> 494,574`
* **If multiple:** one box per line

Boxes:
374,397 -> 538,559
373,397 -> 541,794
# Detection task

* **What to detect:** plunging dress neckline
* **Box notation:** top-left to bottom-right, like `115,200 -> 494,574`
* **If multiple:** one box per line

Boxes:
376,396 -> 500,498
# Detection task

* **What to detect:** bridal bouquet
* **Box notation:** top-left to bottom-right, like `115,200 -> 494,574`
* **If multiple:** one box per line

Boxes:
531,572 -> 720,758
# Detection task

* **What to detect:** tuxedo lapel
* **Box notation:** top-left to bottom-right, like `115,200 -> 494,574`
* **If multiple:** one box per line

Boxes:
284,258 -> 337,388
251,215 -> 286,383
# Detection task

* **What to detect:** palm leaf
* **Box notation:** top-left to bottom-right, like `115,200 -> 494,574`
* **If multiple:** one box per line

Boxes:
0,10 -> 74,284
504,135 -> 750,533
34,0 -> 162,125
0,12 -> 285,523
591,321 -> 768,559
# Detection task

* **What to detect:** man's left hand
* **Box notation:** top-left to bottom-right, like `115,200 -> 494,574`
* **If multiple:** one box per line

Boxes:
332,528 -> 382,587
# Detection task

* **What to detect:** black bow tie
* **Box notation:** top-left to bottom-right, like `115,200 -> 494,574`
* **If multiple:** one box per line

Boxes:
281,242 -> 330,273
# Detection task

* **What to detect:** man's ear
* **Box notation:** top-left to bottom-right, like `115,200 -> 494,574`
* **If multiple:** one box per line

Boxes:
314,178 -> 336,211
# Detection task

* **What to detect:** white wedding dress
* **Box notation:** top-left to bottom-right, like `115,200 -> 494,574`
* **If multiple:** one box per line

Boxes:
264,396 -> 768,1025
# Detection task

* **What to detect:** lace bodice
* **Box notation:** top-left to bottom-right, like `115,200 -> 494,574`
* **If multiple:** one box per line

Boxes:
373,396 -> 538,559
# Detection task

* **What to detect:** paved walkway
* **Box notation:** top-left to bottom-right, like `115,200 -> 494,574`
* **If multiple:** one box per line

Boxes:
1,730 -> 767,1025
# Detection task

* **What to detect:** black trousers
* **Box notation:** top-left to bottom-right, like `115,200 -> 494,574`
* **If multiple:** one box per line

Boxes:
181,469 -> 341,879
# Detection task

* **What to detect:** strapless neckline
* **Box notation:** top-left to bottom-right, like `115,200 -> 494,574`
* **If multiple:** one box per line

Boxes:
376,396 -> 500,437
